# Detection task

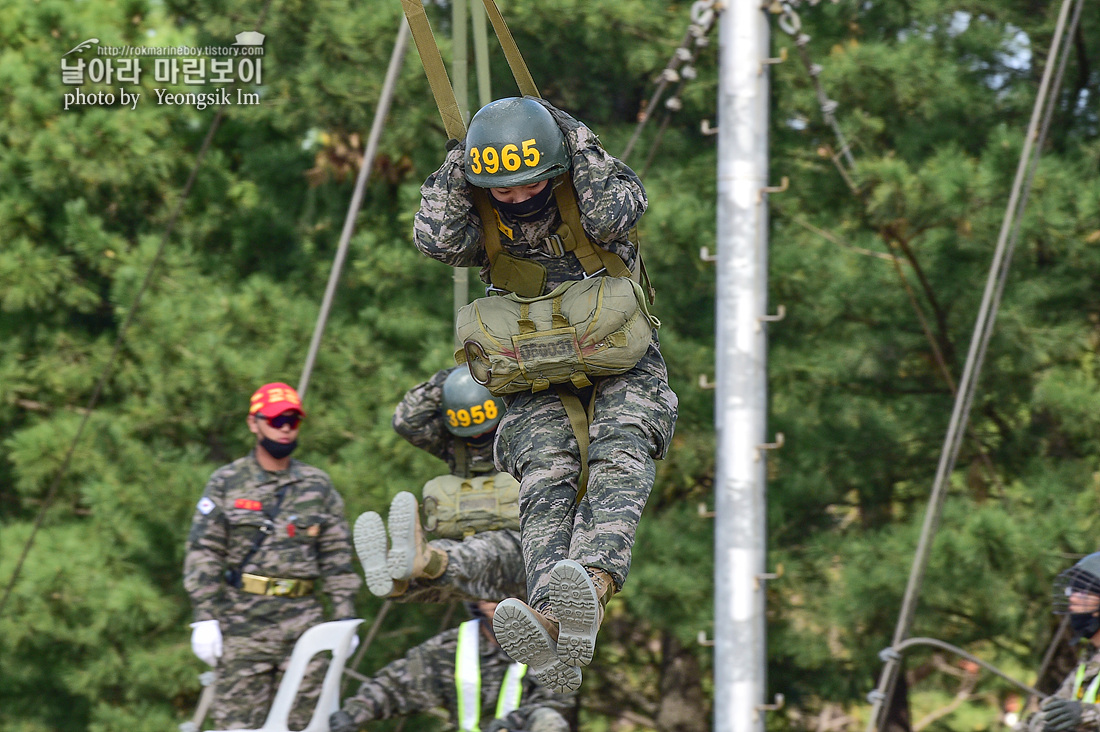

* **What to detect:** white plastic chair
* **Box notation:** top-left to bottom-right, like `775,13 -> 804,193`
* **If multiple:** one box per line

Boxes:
210,618 -> 363,732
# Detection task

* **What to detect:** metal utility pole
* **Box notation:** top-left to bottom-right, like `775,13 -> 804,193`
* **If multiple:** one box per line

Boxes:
713,2 -> 771,732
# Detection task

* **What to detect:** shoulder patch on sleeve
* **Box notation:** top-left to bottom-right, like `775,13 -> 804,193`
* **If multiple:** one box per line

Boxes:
197,496 -> 216,515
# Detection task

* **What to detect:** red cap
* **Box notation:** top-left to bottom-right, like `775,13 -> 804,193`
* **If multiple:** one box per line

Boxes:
249,382 -> 306,418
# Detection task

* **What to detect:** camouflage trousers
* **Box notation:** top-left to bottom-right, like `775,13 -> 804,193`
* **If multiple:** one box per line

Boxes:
401,529 -> 527,604
495,341 -> 678,609
211,592 -> 327,730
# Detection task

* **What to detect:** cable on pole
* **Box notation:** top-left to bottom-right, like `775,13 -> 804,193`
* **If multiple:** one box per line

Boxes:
865,0 -> 1084,728
297,19 -> 411,398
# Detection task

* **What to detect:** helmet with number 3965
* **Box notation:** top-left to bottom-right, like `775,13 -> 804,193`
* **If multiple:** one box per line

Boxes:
464,97 -> 569,188
441,367 -> 506,437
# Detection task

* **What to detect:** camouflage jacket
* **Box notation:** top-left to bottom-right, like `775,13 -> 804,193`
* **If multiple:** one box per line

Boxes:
1024,648 -> 1100,732
413,104 -> 647,295
392,366 -> 496,478
342,622 -> 574,731
183,452 -> 360,621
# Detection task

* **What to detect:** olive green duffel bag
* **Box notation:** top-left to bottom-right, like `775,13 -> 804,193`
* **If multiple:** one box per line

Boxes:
455,276 -> 660,396
421,471 -> 521,539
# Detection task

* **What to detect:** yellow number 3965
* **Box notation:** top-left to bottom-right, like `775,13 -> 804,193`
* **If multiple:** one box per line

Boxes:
468,139 -> 541,176
446,399 -> 500,429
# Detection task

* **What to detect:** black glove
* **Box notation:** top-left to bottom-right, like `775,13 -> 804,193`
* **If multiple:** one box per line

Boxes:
1043,698 -> 1085,731
329,709 -> 358,732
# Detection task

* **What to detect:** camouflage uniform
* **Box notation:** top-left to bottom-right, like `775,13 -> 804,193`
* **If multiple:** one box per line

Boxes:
1023,648 -> 1100,732
413,107 -> 678,611
391,366 -> 526,603
338,621 -> 574,731
183,452 -> 361,729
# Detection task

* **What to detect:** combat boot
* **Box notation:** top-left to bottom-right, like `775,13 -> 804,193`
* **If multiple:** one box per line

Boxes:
386,491 -> 448,581
493,598 -> 582,694
353,511 -> 400,597
549,560 -> 616,668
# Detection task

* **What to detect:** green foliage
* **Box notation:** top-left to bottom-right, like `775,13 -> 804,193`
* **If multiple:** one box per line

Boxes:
1,0 -> 1099,729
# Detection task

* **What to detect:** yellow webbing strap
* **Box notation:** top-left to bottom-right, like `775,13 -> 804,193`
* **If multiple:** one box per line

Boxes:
555,385 -> 596,504
400,0 -> 467,140
553,174 -> 631,279
480,0 -> 539,97
472,187 -> 504,259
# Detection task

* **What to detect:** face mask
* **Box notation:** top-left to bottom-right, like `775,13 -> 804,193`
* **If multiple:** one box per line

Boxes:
491,182 -> 555,220
1070,613 -> 1100,640
467,430 -> 495,446
260,437 -> 298,460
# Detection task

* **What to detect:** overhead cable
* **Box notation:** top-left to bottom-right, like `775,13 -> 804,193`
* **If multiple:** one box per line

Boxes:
298,19 -> 411,398
866,0 -> 1085,728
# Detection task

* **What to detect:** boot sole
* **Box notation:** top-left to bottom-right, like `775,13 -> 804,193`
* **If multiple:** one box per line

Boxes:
353,512 -> 393,597
549,560 -> 600,667
386,491 -> 419,581
493,599 -> 582,694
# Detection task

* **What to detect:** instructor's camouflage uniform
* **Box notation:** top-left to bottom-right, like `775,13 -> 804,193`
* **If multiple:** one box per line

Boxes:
1022,649 -> 1100,732
335,621 -> 574,731
392,366 -> 526,603
184,453 -> 361,729
413,103 -> 678,612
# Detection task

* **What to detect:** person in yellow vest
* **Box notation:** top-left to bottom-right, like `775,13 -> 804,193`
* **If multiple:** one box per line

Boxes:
330,601 -> 574,732
1023,552 -> 1100,732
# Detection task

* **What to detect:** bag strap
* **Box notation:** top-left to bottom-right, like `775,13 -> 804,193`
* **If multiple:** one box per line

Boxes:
552,174 -> 631,279
226,479 -> 291,587
554,385 -> 597,505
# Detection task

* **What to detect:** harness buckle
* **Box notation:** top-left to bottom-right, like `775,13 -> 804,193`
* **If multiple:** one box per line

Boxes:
541,234 -> 566,257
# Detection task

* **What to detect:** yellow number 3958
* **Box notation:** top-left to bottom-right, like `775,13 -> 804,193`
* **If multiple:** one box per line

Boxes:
446,399 -> 500,429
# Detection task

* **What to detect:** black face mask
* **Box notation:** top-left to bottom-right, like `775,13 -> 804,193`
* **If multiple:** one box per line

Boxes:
1071,612 -> 1100,640
259,437 -> 298,460
467,429 -> 495,446
491,182 -> 555,220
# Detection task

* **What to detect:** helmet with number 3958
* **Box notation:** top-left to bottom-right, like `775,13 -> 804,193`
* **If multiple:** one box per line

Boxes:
441,367 -> 506,437
464,97 -> 569,188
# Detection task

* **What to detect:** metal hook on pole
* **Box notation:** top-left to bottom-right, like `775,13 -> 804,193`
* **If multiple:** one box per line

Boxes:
758,175 -> 790,202
755,432 -> 785,460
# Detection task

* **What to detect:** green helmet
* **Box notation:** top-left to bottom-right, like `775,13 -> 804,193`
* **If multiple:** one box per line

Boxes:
441,367 -> 505,437
1053,552 -> 1100,639
464,97 -> 569,188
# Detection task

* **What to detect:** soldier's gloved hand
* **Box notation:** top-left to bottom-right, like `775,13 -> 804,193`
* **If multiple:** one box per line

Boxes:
1043,698 -> 1085,731
329,709 -> 358,732
189,619 -> 222,666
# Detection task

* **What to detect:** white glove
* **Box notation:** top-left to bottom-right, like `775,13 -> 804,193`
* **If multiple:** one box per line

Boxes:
190,619 -> 223,666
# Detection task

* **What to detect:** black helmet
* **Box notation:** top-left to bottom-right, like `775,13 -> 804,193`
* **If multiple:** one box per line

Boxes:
464,97 -> 569,188
441,367 -> 504,437
1053,552 -> 1100,639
